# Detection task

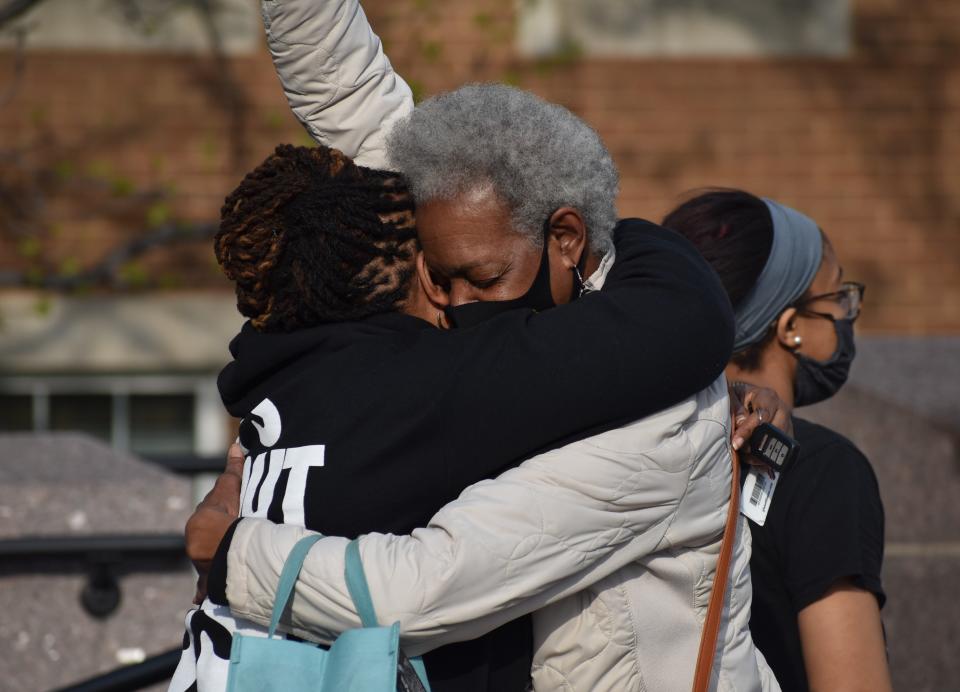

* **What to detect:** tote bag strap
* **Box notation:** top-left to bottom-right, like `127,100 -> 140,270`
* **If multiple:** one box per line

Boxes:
344,538 -> 379,628
691,433 -> 742,692
346,539 -> 432,691
268,533 -> 325,638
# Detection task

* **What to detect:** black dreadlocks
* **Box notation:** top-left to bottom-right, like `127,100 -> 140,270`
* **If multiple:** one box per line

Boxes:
216,144 -> 418,332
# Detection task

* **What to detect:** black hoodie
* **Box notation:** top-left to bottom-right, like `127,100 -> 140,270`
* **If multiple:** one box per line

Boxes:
210,219 -> 734,691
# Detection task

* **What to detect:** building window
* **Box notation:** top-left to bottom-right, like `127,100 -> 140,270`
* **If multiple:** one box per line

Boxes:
129,394 -> 195,456
0,376 -> 219,457
0,394 -> 33,432
518,0 -> 851,58
50,394 -> 112,442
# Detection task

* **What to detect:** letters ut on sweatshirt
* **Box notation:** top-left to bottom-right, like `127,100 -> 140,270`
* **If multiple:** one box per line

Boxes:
238,398 -> 325,527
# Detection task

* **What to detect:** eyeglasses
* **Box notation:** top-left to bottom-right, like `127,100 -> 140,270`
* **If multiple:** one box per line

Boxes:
794,281 -> 865,322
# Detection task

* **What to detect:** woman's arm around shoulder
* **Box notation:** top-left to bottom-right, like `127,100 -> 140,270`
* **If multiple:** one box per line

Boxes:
218,426 -> 691,654
432,221 -> 736,449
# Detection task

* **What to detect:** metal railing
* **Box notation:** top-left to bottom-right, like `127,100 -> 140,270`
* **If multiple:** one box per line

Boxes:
51,647 -> 182,692
0,533 -> 188,618
5,453 -> 224,690
0,533 -> 185,559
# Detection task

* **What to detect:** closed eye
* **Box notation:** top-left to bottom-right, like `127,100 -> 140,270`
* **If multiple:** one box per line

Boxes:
470,276 -> 502,289
469,264 -> 511,290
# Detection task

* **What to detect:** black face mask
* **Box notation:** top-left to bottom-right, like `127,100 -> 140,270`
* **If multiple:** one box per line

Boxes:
444,218 -> 586,330
793,318 -> 856,406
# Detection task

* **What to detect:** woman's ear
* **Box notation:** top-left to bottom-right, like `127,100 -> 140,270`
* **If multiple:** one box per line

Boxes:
547,207 -> 588,270
776,307 -> 803,351
415,251 -> 450,308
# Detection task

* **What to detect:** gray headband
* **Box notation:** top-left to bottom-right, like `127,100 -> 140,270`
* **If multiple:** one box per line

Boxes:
733,198 -> 823,351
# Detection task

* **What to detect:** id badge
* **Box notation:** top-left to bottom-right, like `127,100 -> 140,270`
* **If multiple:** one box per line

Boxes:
740,465 -> 780,526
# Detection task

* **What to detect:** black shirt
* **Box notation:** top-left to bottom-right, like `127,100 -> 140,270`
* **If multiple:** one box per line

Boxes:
747,417 -> 886,692
208,220 -> 735,692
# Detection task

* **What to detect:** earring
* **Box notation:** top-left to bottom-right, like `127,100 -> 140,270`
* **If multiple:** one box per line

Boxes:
793,335 -> 802,346
572,265 -> 587,298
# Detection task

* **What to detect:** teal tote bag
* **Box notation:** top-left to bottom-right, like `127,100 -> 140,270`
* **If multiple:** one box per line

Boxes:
226,535 -> 430,692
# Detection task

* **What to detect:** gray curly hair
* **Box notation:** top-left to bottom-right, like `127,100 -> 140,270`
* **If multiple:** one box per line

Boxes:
386,84 -> 619,255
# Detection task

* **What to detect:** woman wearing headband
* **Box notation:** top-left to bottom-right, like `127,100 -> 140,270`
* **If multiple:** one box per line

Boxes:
664,190 -> 892,692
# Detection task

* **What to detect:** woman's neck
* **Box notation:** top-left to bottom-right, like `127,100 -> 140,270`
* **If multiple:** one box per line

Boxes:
725,349 -> 796,414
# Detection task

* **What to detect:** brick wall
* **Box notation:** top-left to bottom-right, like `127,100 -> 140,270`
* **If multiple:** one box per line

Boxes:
2,0 -> 958,332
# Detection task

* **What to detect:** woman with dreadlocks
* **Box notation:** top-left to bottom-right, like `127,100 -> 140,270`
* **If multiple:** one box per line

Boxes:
172,137 -> 781,692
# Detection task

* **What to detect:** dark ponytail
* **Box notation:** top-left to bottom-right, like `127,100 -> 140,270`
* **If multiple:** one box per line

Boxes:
662,189 -> 774,370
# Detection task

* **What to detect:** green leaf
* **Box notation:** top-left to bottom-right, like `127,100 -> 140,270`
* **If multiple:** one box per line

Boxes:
111,176 -> 136,197
419,40 -> 443,62
502,69 -> 522,86
17,237 -> 41,259
535,38 -> 584,73
53,161 -> 75,181
29,107 -> 47,127
33,295 -> 52,316
264,110 -> 285,131
201,134 -> 220,165
408,79 -> 426,105
158,273 -> 181,289
473,12 -> 494,30
146,202 -> 171,228
86,161 -> 113,179
118,262 -> 149,288
59,257 -> 80,277
24,267 -> 44,287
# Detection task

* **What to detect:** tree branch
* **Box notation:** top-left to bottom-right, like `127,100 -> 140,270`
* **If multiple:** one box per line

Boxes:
0,0 -> 45,26
0,221 -> 218,290
0,24 -> 27,108
192,0 -> 249,166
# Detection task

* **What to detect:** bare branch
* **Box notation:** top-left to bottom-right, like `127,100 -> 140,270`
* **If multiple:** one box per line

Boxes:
0,19 -> 29,108
0,222 -> 218,290
0,0 -> 45,26
191,0 -> 249,166
0,0 -> 248,294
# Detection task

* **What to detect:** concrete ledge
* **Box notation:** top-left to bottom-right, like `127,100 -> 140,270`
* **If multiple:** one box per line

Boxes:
0,292 -> 242,374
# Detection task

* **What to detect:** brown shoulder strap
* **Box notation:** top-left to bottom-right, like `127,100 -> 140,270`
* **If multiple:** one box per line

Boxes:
691,436 -> 742,692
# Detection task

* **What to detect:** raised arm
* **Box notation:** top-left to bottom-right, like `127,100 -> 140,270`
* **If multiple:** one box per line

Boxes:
261,0 -> 413,168
213,387 -> 728,654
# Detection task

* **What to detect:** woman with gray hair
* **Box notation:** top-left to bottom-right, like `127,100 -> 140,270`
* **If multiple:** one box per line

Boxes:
388,80 -> 619,253
389,82 -> 620,329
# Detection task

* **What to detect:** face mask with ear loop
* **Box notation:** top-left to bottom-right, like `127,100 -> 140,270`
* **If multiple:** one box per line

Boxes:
444,213 -> 590,329
792,316 -> 856,407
